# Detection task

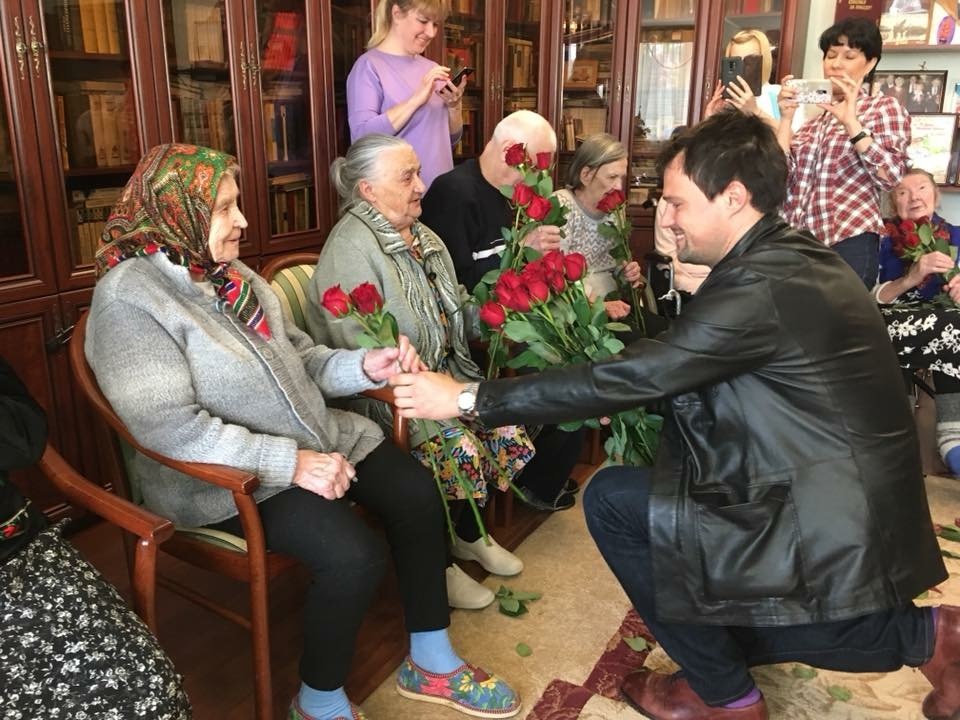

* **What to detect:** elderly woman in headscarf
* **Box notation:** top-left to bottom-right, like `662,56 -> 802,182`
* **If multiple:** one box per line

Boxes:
304,134 -> 535,613
85,144 -> 521,720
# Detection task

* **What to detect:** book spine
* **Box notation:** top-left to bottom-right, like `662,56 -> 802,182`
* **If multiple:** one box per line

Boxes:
91,0 -> 110,54
56,94 -> 69,170
88,93 -> 107,166
78,0 -> 99,52
103,0 -> 121,54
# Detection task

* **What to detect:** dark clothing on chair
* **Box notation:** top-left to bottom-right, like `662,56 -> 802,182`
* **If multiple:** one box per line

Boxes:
833,231 -> 879,289
211,440 -> 448,690
0,357 -> 48,566
584,466 -> 933,705
473,214 -> 945,626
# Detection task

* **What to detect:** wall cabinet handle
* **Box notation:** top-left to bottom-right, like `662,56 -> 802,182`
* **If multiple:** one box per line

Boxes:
28,16 -> 44,78
14,16 -> 26,80
239,42 -> 247,90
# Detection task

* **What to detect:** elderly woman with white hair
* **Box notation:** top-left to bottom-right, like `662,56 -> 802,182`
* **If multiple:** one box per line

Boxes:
305,133 -> 535,613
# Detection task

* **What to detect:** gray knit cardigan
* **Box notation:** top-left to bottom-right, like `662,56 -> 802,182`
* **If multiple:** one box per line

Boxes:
85,253 -> 384,527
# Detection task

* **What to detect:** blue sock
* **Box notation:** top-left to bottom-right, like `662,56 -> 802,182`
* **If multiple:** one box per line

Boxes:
409,629 -> 464,674
296,683 -> 351,720
946,446 -> 960,476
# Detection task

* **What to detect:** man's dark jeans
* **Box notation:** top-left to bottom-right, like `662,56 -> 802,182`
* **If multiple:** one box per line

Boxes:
833,232 -> 879,290
582,465 -> 934,705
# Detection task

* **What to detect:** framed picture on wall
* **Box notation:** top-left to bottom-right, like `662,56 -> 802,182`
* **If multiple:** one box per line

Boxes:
879,0 -> 932,46
563,58 -> 599,89
906,113 -> 958,183
871,70 -> 948,113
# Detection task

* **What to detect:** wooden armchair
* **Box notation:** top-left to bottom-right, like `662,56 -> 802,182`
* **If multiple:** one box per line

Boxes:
69,312 -> 296,720
36,442 -> 174,631
261,252 -> 406,446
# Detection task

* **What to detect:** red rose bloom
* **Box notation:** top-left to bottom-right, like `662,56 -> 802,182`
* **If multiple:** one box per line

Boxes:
321,285 -> 351,317
597,189 -> 626,214
502,287 -> 532,312
512,182 -> 535,206
535,152 -> 552,170
349,282 -> 384,314
901,219 -> 918,232
526,194 -> 552,222
563,252 -> 587,281
520,259 -> 547,283
525,278 -> 550,304
497,269 -> 524,291
505,143 -> 527,167
906,232 -> 920,247
546,269 -> 566,293
542,249 -> 565,274
479,301 -> 507,329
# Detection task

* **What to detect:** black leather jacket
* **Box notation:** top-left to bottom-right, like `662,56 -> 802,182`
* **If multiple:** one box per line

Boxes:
479,215 -> 946,626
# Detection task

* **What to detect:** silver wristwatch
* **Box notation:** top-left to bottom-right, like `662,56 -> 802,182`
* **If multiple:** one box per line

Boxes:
457,382 -> 481,418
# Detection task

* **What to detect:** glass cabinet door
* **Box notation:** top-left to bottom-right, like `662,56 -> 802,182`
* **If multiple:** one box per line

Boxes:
331,0 -> 371,158
720,0 -> 785,86
42,0 -> 141,275
255,1 -> 317,237
445,0 -> 484,161
558,0 -> 617,183
0,77 -> 31,286
630,0 -> 697,199
502,0 -> 541,117
162,0 -> 234,155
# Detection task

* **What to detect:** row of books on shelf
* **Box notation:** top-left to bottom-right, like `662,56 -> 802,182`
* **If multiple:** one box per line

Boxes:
70,187 -> 123,265
263,83 -> 306,163
505,37 -> 535,90
446,44 -> 482,85
723,0 -> 777,13
561,108 -> 607,151
46,0 -> 126,55
55,80 -> 138,170
642,0 -> 696,19
505,0 -> 542,23
261,11 -> 302,72
269,173 -> 313,235
167,1 -> 225,67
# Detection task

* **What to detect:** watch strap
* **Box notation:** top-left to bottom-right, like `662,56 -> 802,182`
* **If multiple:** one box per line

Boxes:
849,129 -> 870,145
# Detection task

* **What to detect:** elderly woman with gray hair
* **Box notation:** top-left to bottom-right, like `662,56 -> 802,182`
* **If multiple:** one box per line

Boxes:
305,133 -> 535,613
554,134 -> 651,324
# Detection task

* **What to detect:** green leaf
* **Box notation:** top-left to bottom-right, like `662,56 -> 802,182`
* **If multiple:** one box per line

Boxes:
524,170 -> 539,186
495,585 -> 510,598
791,665 -> 818,680
380,314 -> 399,346
500,183 -> 515,199
503,320 -> 545,344
605,322 -> 632,333
516,642 -> 533,657
536,176 -> 554,197
602,336 -> 626,354
943,549 -> 960,560
558,419 -> 587,432
499,597 -> 521,613
938,524 -> 960,543
510,590 -> 542,601
827,685 -> 852,702
506,348 -> 549,370
354,335 -> 378,349
623,636 -> 649,652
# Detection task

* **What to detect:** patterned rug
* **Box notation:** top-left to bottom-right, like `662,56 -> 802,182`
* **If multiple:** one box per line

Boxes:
525,475 -> 960,719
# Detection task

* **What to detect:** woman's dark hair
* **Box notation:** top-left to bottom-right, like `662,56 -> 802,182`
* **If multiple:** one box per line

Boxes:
819,17 -> 882,83
656,110 -> 786,214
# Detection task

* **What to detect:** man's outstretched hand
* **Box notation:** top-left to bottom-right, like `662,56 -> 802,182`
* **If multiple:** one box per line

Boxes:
389,371 -> 466,420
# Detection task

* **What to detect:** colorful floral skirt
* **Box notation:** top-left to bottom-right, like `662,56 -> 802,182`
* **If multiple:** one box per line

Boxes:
0,522 -> 191,719
411,421 -> 534,505
881,301 -> 960,379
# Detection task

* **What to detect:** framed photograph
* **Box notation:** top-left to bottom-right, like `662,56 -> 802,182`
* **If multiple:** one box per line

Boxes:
563,58 -> 599,89
871,70 -> 948,113
905,113 -> 958,183
879,0 -> 932,46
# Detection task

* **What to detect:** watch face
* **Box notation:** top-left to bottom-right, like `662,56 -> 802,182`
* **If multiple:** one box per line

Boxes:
458,390 -> 477,412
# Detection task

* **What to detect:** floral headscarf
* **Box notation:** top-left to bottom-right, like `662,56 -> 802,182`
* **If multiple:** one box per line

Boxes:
95,143 -> 271,340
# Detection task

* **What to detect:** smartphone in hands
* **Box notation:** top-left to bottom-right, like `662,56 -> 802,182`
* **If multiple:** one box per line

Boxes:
450,66 -> 474,86
784,78 -> 833,104
720,56 -> 763,98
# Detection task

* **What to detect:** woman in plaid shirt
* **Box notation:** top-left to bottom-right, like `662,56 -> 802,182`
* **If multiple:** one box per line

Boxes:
777,17 -> 910,289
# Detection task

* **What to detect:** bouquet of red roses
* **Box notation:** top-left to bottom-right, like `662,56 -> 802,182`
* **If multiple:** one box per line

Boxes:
884,215 -> 959,301
597,188 -> 646,335
321,282 -> 492,543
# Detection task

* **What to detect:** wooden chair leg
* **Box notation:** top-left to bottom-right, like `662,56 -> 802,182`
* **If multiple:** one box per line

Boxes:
131,537 -> 159,633
250,570 -> 275,720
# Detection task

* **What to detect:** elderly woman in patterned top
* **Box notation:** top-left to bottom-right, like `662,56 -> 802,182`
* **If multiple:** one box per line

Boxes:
552,134 -> 650,323
875,168 -> 960,477
85,144 -> 521,720
305,133 -> 535,614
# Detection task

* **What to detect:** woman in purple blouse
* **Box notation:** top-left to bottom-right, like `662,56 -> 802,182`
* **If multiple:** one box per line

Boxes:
347,0 -> 467,190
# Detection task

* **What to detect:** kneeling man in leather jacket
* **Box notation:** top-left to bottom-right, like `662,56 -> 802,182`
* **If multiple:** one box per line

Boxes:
390,109 -> 957,720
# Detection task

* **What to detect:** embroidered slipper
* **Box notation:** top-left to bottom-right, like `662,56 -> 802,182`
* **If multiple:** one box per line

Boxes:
395,656 -> 521,718
287,697 -> 367,720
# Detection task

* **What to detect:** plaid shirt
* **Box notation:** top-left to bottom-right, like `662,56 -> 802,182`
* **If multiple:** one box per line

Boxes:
782,92 -> 910,247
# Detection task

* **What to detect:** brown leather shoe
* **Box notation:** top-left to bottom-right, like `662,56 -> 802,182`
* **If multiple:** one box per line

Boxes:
620,669 -> 768,720
921,605 -> 960,720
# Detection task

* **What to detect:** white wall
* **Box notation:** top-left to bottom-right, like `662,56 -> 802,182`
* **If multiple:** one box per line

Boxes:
800,0 -> 960,218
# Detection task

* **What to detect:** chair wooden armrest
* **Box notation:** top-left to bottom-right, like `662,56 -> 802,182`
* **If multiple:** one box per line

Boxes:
361,386 -> 409,450
39,444 -> 174,544
131,448 -> 260,494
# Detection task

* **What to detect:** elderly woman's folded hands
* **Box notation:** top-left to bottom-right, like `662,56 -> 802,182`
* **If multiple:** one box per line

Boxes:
361,333 -> 427,382
293,450 -> 356,499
